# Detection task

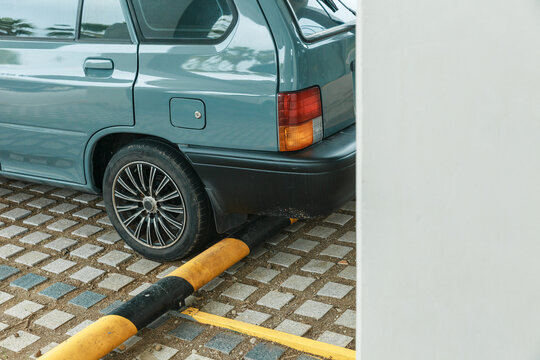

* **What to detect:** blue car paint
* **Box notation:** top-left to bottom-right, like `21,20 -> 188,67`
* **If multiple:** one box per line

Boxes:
0,0 -> 355,196
0,41 -> 138,183
257,0 -> 356,136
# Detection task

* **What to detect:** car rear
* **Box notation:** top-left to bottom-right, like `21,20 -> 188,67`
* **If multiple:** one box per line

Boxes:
258,0 -> 356,152
183,1 -> 356,224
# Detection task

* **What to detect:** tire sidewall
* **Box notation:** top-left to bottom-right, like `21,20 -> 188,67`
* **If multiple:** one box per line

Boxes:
103,141 -> 206,261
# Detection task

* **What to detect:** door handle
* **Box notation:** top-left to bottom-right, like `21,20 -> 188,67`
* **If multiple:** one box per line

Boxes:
84,58 -> 114,71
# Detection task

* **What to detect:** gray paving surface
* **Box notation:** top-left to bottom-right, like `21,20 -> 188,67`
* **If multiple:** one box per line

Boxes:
0,177 -> 356,359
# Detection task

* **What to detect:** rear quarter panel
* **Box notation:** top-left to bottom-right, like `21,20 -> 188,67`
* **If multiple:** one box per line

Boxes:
257,0 -> 356,137
132,0 -> 279,151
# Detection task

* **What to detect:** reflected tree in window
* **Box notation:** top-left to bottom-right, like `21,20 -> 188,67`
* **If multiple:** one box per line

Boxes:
81,23 -> 108,38
0,17 -> 34,36
46,24 -> 75,38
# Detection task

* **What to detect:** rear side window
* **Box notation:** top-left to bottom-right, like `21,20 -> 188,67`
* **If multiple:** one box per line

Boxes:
286,0 -> 356,38
80,0 -> 130,41
130,0 -> 234,41
0,0 -> 78,39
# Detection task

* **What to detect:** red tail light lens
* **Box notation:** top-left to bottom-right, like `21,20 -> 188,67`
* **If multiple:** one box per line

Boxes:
278,86 -> 323,151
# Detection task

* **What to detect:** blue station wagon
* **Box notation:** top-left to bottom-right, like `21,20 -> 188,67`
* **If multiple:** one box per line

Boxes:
0,0 -> 356,260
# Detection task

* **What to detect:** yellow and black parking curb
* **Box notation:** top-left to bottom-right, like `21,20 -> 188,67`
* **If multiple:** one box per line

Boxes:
40,216 -> 292,360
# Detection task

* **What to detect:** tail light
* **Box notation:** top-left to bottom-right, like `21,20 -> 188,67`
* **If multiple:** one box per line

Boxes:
278,86 -> 323,151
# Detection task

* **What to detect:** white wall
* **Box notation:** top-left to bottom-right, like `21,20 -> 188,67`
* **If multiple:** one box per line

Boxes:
362,0 -> 540,359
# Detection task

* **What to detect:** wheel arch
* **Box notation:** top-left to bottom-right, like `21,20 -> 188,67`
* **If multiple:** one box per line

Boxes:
85,129 -> 244,234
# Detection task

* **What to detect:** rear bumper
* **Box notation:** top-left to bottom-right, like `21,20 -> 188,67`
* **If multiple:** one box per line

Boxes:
179,124 -> 356,219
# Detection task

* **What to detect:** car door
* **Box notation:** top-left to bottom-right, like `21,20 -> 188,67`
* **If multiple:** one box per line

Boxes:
0,0 -> 137,184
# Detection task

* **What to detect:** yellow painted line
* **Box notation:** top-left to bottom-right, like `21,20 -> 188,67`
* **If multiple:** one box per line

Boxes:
181,308 -> 356,360
166,237 -> 250,291
39,315 -> 137,360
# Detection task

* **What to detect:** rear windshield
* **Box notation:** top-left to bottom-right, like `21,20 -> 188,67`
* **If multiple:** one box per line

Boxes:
286,0 -> 356,38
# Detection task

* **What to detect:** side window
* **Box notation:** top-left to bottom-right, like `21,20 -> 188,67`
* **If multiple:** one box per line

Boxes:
131,0 -> 234,41
0,0 -> 78,39
80,0 -> 130,41
287,0 -> 356,38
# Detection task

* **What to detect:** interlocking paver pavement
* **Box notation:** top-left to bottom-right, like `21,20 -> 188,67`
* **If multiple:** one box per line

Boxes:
41,258 -> 77,274
35,310 -> 75,330
126,258 -> 161,274
0,225 -> 28,239
45,237 -> 78,251
69,291 -> 106,309
317,331 -> 353,347
1,207 -> 31,220
235,309 -> 271,325
0,244 -> 24,259
335,309 -> 356,329
39,282 -> 76,300
301,259 -> 334,274
245,343 -> 286,360
4,300 -> 44,319
294,300 -> 333,320
316,282 -> 354,299
0,265 -> 20,280
205,332 -> 244,354
19,231 -> 51,245
10,273 -> 47,290
47,218 -> 78,232
70,266 -> 105,283
98,250 -> 132,267
15,251 -> 50,266
246,267 -> 280,283
24,213 -> 54,226
70,243 -> 104,258
169,322 -> 206,341
320,244 -> 353,258
274,319 -> 312,336
221,283 -> 257,301
287,238 -> 319,253
0,291 -> 14,305
98,273 -> 134,291
256,291 -> 294,310
0,331 -> 40,352
201,301 -> 234,316
267,252 -> 301,268
0,176 -> 356,359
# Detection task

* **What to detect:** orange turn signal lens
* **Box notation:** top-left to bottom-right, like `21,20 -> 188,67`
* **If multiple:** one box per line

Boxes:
279,121 -> 314,152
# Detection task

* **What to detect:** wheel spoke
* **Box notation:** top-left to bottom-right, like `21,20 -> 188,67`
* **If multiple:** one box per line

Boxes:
158,209 -> 183,229
115,191 -> 142,203
154,177 -> 170,197
146,216 -> 152,245
160,204 -> 184,214
117,177 -> 138,196
148,166 -> 157,196
123,209 -> 145,227
133,216 -> 146,238
157,190 -> 180,203
157,215 -> 176,240
153,217 -> 166,246
137,164 -> 147,192
125,167 -> 144,195
117,204 -> 140,213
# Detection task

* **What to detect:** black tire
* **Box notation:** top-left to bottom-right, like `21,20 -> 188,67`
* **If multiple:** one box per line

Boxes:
102,139 -> 211,261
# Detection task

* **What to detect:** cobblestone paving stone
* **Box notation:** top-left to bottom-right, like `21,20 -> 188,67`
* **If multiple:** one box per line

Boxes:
0,177 -> 356,359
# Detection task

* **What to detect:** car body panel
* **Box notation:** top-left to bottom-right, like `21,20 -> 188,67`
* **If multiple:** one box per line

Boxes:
0,41 -> 138,183
257,0 -> 355,137
132,0 -> 279,151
